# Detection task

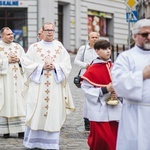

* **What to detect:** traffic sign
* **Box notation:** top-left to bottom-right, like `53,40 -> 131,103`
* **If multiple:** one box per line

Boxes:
126,10 -> 138,22
126,0 -> 138,8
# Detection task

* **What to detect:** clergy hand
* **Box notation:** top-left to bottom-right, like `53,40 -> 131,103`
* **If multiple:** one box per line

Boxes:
106,83 -> 114,92
110,91 -> 118,100
43,63 -> 55,70
86,64 -> 90,69
143,65 -> 150,80
8,53 -> 19,63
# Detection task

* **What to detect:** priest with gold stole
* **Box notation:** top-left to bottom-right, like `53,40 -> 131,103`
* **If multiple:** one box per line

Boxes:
22,22 -> 75,150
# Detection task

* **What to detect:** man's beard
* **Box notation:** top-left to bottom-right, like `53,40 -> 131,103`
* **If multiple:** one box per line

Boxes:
143,42 -> 150,50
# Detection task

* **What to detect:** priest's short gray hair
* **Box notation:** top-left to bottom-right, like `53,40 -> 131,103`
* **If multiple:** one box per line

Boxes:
132,19 -> 150,35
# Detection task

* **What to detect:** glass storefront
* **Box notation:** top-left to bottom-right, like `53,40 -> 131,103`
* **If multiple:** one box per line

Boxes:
0,8 -> 28,50
88,9 -> 113,37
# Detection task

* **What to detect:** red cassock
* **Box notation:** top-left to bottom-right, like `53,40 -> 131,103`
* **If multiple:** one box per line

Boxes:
88,121 -> 118,150
82,62 -> 118,150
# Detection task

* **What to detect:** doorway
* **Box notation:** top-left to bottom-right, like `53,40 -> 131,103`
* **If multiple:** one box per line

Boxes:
58,5 -> 63,43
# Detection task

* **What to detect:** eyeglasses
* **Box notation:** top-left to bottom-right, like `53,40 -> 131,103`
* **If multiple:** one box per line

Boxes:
43,29 -> 55,33
137,33 -> 150,38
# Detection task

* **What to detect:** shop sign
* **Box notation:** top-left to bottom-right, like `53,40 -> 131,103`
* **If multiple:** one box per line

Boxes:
0,0 -> 18,6
88,10 -> 112,19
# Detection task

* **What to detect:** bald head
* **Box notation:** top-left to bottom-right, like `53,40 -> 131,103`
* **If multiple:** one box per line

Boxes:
88,32 -> 99,39
88,32 -> 99,48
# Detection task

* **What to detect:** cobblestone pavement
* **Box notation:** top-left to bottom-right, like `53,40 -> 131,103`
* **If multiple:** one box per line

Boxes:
0,54 -> 89,150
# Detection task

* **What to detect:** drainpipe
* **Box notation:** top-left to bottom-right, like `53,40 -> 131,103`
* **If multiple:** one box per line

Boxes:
37,0 -> 39,36
75,0 -> 81,51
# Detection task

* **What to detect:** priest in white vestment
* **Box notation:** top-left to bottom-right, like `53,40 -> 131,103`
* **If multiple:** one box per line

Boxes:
0,27 -> 26,138
22,22 -> 75,149
112,19 -> 150,150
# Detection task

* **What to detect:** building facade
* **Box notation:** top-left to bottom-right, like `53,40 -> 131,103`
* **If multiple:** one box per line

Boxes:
0,0 -> 129,52
136,0 -> 150,19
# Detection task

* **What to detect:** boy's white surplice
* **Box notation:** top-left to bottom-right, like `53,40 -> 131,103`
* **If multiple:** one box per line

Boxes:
81,58 -> 122,122
22,40 -> 75,149
112,45 -> 150,150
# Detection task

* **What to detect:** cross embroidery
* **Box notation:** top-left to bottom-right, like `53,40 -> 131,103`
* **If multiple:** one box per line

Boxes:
55,49 -> 60,54
41,53 -> 44,57
0,47 -> 4,51
58,46 -> 63,50
47,50 -> 51,55
37,48 -> 42,53
14,45 -> 19,51
45,105 -> 49,110
44,71 -> 51,78
33,43 -> 38,47
9,48 -> 12,51
44,112 -> 48,117
50,57 -> 54,63
45,81 -> 50,87
12,65 -> 18,72
45,89 -> 50,94
14,74 -> 17,80
5,52 -> 8,56
45,96 -> 49,102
